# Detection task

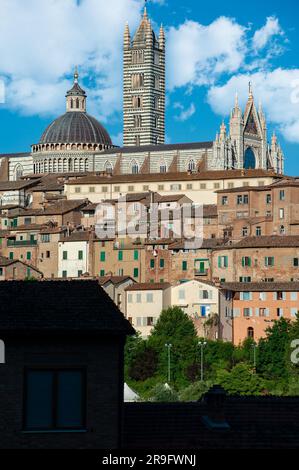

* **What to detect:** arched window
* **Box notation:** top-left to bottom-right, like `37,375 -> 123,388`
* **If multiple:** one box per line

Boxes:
0,340 -> 4,364
160,161 -> 167,173
247,327 -> 254,339
71,99 -> 74,109
76,98 -> 80,109
84,158 -> 89,172
104,161 -> 113,174
131,160 -> 139,175
244,147 -> 256,169
187,159 -> 196,172
14,164 -> 24,181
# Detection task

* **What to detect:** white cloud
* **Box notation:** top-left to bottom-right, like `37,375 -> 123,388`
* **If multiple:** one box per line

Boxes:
0,0 -> 143,118
167,17 -> 247,90
174,102 -> 196,121
252,16 -> 283,51
207,69 -> 299,143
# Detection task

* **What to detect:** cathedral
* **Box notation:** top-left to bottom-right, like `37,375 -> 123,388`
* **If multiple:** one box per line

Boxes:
0,7 -> 284,181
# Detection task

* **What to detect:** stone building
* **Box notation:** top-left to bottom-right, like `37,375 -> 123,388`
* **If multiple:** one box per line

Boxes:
219,282 -> 299,344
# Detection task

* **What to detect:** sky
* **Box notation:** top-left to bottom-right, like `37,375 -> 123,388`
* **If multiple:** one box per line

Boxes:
0,0 -> 298,175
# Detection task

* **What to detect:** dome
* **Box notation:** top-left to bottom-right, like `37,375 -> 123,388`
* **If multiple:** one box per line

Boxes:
39,111 -> 112,146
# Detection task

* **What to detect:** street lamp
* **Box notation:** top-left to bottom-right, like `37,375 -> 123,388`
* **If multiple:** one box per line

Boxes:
198,341 -> 207,382
251,342 -> 257,372
165,343 -> 172,383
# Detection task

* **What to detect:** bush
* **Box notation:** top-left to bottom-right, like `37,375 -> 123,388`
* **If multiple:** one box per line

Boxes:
217,363 -> 266,396
149,383 -> 179,402
179,381 -> 213,402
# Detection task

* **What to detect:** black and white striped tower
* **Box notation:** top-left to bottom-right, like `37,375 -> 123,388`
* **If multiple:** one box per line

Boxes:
123,5 -> 165,147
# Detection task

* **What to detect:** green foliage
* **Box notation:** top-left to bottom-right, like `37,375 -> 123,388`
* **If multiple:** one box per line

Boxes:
217,363 -> 266,396
179,381 -> 213,402
257,318 -> 292,380
149,383 -> 179,402
128,344 -> 158,381
124,309 -> 299,400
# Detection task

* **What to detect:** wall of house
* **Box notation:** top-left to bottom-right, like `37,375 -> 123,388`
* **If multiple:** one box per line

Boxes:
0,335 -> 124,449
58,240 -> 89,278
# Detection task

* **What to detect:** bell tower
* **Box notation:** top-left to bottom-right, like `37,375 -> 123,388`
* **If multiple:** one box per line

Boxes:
123,7 -> 165,147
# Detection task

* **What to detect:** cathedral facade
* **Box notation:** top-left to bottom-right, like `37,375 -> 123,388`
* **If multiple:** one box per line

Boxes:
0,8 -> 284,181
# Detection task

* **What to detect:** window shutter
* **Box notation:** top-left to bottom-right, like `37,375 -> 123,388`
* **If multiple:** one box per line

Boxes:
233,308 -> 240,317
249,308 -> 253,317
225,256 -> 228,268
265,308 -> 270,317
283,292 -> 286,301
242,257 -> 245,267
218,257 -> 221,268
255,308 -> 259,317
248,257 -> 251,267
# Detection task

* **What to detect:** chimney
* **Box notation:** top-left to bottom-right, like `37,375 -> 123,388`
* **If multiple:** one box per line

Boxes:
201,385 -> 230,430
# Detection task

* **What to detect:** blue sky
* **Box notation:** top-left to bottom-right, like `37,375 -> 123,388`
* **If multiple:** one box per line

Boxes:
0,0 -> 298,175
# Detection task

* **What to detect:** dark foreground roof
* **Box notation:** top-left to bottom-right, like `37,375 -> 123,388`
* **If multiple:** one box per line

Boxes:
0,280 -> 135,336
124,394 -> 299,449
221,282 -> 299,292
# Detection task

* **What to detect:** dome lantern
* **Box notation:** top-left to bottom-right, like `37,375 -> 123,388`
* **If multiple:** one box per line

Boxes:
66,68 -> 87,113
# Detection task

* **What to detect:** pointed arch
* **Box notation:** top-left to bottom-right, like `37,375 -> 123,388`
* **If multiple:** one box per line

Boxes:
187,159 -> 195,172
159,160 -> 167,173
131,160 -> 139,174
104,161 -> 113,174
244,147 -> 256,169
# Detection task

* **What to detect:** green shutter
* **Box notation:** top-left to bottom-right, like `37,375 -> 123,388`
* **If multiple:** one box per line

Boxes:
63,251 -> 67,260
160,259 -> 165,268
224,256 -> 228,268
134,268 -> 139,278
9,252 -> 14,260
182,261 -> 187,271
100,269 -> 105,276
78,250 -> 83,260
150,259 -> 155,268
134,250 -> 139,261
218,256 -> 221,268
118,251 -> 123,261
26,252 -> 31,261
100,252 -> 106,262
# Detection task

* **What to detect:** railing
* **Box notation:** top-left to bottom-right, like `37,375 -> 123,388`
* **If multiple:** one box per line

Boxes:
7,240 -> 37,247
194,269 -> 208,276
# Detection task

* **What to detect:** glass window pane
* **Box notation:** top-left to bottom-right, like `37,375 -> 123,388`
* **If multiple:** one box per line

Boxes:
26,371 -> 53,429
57,371 -> 83,428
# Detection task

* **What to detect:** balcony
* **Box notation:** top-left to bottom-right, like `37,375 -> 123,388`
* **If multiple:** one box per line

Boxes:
7,239 -> 37,247
194,269 -> 208,277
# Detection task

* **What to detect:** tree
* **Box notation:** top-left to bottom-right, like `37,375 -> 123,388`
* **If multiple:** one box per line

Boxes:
148,307 -> 198,386
257,318 -> 292,380
129,344 -> 158,381
217,363 -> 266,396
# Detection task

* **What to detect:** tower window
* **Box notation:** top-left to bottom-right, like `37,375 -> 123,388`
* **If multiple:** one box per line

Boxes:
154,96 -> 159,110
76,98 -> 80,109
154,75 -> 160,89
134,136 -> 140,147
132,50 -> 144,64
134,115 -> 142,128
154,52 -> 160,65
131,73 -> 144,89
132,96 -> 143,109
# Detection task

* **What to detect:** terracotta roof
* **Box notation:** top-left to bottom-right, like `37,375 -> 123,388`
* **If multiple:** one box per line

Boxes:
221,282 -> 299,292
16,199 -> 89,217
125,282 -> 171,291
98,275 -> 134,286
203,204 -> 218,217
169,238 -> 224,250
0,281 -> 135,335
65,169 -> 280,186
0,180 -> 40,191
233,235 -> 299,249
60,231 -> 92,242
0,256 -> 42,273
8,223 -> 44,232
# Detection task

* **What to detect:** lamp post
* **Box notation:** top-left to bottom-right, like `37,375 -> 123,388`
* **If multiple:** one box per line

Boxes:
165,343 -> 172,383
251,342 -> 257,372
198,341 -> 207,381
